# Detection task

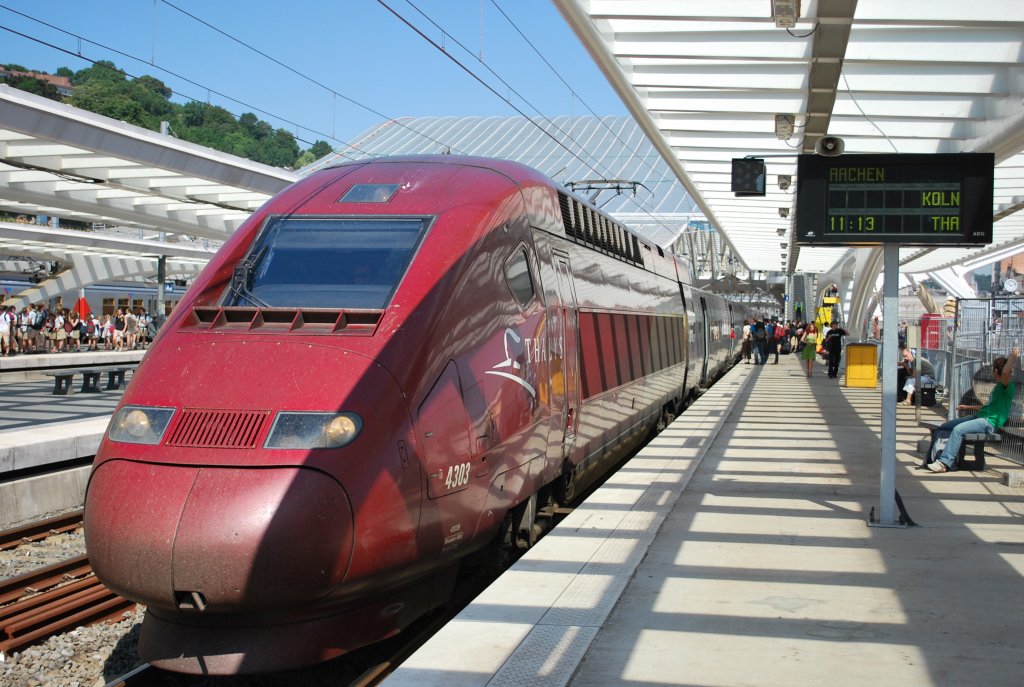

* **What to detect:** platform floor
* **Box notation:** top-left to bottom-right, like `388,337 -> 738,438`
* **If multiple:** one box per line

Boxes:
0,379 -> 125,431
385,353 -> 1024,687
0,351 -> 142,525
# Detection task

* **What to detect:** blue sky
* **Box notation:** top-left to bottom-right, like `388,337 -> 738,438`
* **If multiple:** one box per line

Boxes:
0,0 -> 628,151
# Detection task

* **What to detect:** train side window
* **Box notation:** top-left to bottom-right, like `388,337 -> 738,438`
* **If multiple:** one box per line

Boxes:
504,248 -> 536,309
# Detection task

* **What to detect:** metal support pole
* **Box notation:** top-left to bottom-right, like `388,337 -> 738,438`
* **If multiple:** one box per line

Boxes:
872,243 -> 901,527
156,256 -> 166,322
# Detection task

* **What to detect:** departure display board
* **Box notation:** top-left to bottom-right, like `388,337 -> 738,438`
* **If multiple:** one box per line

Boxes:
795,153 -> 994,247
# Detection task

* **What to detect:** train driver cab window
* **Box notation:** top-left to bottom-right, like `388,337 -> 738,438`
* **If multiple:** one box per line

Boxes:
505,248 -> 535,309
225,216 -> 430,310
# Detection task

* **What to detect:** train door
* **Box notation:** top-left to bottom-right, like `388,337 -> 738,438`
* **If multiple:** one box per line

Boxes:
552,254 -> 579,456
727,304 -> 736,357
699,296 -> 711,385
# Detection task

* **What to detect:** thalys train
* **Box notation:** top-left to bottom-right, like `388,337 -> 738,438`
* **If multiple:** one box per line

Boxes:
83,156 -> 754,674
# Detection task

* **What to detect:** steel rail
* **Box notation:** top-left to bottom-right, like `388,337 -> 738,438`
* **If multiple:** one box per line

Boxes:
0,554 -> 135,660
0,510 -> 83,551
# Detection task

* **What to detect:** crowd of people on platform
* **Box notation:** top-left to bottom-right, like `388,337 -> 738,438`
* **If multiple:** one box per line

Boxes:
0,304 -> 155,357
739,317 -> 848,378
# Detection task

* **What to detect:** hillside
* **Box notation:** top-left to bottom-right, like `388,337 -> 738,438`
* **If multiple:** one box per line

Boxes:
2,61 -> 331,169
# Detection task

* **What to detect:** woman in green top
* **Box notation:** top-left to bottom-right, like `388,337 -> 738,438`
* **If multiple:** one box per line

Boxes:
929,347 -> 1020,472
800,322 -> 819,377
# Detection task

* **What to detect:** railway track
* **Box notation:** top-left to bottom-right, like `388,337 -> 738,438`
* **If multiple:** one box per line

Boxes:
0,516 -> 136,661
0,509 -> 83,551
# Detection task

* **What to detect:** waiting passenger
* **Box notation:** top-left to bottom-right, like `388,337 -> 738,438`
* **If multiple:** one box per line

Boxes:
125,308 -> 139,350
928,347 -> 1019,473
800,322 -> 819,377
113,309 -> 125,351
898,346 -> 935,405
741,319 -> 752,364
101,315 -> 113,350
751,319 -> 768,365
0,305 -> 12,357
53,309 -> 68,353
68,311 -> 82,352
17,306 -> 32,353
85,313 -> 100,351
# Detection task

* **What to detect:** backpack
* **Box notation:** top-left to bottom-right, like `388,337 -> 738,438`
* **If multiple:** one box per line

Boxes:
774,325 -> 787,340
86,320 -> 96,335
753,326 -> 767,343
62,319 -> 72,333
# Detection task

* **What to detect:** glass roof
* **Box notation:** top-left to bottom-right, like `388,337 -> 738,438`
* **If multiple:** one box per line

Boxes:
311,115 -> 704,248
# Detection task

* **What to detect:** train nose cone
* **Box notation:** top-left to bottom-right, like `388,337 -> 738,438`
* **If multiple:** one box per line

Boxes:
86,460 -> 352,613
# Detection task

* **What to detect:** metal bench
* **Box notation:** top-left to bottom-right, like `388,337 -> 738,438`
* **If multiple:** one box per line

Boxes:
920,420 -> 1002,471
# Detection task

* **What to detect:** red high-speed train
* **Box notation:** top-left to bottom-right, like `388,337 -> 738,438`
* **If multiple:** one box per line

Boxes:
84,156 -> 751,674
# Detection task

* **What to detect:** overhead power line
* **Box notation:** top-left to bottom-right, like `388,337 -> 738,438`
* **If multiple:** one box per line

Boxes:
0,11 -> 369,158
401,0 -> 614,180
157,0 -> 468,157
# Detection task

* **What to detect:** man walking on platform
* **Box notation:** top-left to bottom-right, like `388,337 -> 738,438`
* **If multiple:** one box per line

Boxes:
824,321 -> 848,379
751,319 -> 768,365
771,319 -> 788,363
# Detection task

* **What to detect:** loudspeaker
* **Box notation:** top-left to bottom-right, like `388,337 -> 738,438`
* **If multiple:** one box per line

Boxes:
814,136 -> 845,157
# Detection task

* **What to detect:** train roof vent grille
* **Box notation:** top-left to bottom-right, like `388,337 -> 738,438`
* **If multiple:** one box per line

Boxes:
557,192 -> 575,237
183,307 -> 382,335
166,409 -> 271,449
554,192 -> 644,269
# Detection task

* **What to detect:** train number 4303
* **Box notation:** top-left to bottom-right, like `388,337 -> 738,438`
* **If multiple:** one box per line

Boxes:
444,462 -> 471,489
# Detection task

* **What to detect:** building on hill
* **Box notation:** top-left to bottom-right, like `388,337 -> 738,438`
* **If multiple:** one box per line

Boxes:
0,69 -> 73,97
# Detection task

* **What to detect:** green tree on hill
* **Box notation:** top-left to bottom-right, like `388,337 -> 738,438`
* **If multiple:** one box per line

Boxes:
6,60 -> 325,169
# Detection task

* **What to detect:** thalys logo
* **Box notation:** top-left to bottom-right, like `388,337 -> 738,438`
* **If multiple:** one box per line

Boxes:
485,328 -> 537,398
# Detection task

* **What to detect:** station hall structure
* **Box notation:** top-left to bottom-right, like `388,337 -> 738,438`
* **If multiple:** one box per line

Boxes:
1,2 -> 1024,685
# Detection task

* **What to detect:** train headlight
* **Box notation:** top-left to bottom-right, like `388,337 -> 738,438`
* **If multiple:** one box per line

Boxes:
108,406 -> 175,444
265,412 -> 363,449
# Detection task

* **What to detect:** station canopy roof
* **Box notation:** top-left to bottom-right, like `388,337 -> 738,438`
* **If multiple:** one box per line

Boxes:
553,0 -> 1024,276
0,84 -> 297,252
0,85 -> 300,304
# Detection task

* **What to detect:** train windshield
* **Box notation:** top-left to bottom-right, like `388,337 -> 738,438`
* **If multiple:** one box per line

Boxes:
227,216 -> 430,309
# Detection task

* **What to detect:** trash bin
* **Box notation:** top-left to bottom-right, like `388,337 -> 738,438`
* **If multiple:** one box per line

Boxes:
846,342 -> 878,388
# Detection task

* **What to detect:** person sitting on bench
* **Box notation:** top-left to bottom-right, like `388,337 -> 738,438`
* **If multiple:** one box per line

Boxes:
899,347 -> 936,405
929,347 -> 1019,473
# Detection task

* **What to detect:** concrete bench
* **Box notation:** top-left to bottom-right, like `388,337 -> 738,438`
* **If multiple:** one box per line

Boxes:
104,365 -> 137,390
920,420 -> 1002,471
42,365 -> 138,395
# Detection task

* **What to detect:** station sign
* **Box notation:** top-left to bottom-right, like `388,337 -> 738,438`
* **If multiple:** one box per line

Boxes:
795,153 -> 993,247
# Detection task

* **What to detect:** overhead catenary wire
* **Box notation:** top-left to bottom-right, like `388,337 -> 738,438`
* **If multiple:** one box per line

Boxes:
487,1 -> 727,255
375,0 -> 611,182
157,0 -> 470,158
489,2 -> 666,189
401,0 -> 616,182
0,15 -> 369,159
381,1 -> 694,247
